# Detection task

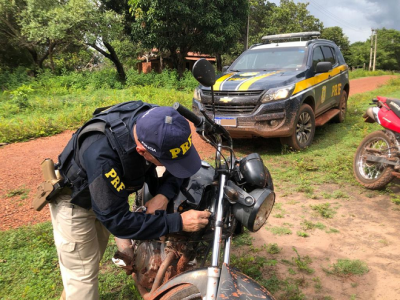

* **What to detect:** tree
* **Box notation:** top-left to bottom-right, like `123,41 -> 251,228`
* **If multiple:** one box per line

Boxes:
17,0 -> 131,81
264,0 -> 323,35
348,41 -> 369,69
346,28 -> 400,71
321,26 -> 350,62
375,28 -> 400,71
248,1 -> 277,46
0,0 -> 55,70
129,0 -> 248,76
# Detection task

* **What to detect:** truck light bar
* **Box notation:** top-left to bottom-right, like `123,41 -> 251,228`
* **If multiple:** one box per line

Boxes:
261,31 -> 320,42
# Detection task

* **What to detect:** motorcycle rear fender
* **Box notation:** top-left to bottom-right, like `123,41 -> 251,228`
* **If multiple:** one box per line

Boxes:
151,264 -> 275,300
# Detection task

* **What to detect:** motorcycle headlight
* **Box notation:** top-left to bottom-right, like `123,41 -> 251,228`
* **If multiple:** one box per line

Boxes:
233,188 -> 275,232
193,87 -> 202,102
261,84 -> 295,103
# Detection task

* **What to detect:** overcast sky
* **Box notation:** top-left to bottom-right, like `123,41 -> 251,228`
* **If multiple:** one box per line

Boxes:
268,0 -> 400,44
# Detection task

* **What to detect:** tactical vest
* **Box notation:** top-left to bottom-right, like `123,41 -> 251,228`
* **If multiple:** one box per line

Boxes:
56,101 -> 156,208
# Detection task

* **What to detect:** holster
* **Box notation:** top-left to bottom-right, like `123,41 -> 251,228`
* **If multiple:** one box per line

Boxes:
32,158 -> 64,211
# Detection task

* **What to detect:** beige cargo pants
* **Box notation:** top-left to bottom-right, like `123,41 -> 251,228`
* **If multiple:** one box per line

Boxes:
50,193 -> 110,300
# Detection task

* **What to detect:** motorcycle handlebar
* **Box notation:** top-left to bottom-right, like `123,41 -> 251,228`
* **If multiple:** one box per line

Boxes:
173,102 -> 203,127
173,102 -> 233,146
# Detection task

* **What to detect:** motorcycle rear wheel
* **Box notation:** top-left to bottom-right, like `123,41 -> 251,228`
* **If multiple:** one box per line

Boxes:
159,284 -> 201,300
353,130 -> 395,190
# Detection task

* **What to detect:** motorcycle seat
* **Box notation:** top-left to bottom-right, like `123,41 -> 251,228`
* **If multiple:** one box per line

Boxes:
387,98 -> 400,119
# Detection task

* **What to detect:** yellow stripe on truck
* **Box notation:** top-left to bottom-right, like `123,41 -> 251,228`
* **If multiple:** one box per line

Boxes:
293,65 -> 348,95
213,73 -> 235,91
237,71 -> 280,91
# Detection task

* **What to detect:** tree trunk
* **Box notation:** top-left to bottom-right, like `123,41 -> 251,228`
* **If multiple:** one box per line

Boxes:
26,47 -> 38,66
169,47 -> 179,71
88,41 -> 126,83
104,41 -> 126,83
177,49 -> 188,79
49,41 -> 56,73
216,53 -> 222,72
37,48 -> 50,70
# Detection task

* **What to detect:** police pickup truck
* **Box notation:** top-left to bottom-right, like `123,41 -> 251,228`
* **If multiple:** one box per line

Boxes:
192,32 -> 350,150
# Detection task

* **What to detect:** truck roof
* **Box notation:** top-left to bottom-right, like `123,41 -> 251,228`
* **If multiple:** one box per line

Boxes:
251,41 -> 309,50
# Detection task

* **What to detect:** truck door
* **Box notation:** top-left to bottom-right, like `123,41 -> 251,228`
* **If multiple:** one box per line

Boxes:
321,46 -> 341,110
311,46 -> 328,114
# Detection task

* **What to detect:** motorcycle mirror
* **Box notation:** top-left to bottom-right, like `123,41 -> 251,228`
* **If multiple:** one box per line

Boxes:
192,58 -> 216,87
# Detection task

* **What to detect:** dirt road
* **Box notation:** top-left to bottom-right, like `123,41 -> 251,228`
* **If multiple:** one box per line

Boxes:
0,75 -> 399,300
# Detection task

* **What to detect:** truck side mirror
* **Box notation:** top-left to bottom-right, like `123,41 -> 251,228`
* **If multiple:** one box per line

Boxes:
315,62 -> 332,73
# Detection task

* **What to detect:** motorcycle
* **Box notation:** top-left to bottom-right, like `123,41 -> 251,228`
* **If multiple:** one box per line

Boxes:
113,59 -> 276,300
353,96 -> 400,190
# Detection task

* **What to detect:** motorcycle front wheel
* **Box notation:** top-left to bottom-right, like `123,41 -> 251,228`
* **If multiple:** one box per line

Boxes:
353,130 -> 395,190
159,284 -> 201,300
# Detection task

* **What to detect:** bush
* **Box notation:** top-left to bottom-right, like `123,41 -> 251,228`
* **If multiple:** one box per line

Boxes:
0,67 -> 33,91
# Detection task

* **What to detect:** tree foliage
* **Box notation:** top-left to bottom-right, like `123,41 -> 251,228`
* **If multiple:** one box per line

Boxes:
248,0 -> 277,46
375,28 -> 400,70
264,0 -> 323,35
348,42 -> 369,68
2,0 -> 398,77
321,26 -> 350,61
347,28 -> 400,71
129,0 -> 248,76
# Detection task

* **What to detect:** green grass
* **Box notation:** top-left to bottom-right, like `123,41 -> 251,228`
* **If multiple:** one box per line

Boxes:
267,226 -> 292,236
324,259 -> 369,277
232,228 -> 254,246
300,220 -> 326,231
266,243 -> 282,254
296,231 -> 309,238
0,222 -> 140,300
0,86 -> 193,143
5,186 -> 30,199
310,203 -> 337,219
349,69 -> 396,80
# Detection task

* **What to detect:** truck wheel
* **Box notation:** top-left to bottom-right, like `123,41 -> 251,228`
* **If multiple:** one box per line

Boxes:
334,90 -> 348,123
280,104 -> 315,150
159,284 -> 201,300
353,130 -> 395,190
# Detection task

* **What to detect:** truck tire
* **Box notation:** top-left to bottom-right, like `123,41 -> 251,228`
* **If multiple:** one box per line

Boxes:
280,104 -> 315,150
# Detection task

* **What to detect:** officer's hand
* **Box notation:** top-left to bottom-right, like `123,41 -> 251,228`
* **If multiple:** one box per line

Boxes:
145,194 -> 168,214
181,210 -> 211,232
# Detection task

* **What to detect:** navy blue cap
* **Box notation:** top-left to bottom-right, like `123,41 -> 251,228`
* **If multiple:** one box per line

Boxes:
136,106 -> 201,178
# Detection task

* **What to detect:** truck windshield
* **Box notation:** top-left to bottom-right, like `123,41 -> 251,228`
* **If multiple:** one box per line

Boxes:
230,47 -> 307,71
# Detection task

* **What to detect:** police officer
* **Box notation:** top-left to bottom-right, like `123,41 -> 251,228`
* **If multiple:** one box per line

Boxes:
50,102 -> 211,300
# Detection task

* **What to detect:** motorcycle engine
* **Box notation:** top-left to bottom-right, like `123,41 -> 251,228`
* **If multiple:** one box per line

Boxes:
133,241 -> 165,290
132,239 -> 195,290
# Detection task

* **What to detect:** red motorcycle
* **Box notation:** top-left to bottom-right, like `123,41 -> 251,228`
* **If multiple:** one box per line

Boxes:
353,96 -> 400,189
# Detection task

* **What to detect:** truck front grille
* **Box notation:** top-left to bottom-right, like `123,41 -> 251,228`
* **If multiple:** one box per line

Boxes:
203,104 -> 256,114
203,90 -> 263,97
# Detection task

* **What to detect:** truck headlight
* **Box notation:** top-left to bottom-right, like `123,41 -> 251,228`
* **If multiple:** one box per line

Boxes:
261,84 -> 295,103
193,87 -> 202,102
